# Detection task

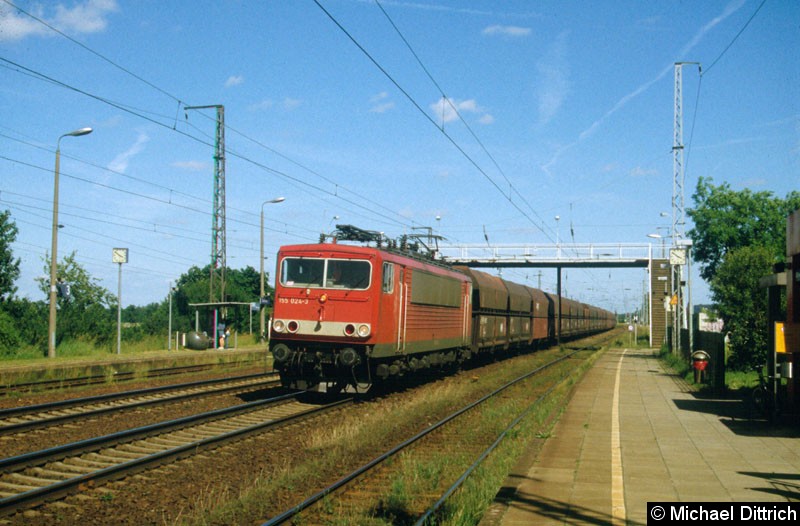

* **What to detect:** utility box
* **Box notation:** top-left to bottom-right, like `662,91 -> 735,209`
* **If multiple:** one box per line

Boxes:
691,350 -> 710,383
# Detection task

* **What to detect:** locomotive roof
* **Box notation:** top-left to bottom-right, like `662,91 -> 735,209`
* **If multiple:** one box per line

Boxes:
277,242 -> 468,277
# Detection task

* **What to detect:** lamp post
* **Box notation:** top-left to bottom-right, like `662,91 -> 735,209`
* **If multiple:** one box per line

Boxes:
48,127 -> 92,358
554,215 -> 560,244
647,233 -> 667,258
168,282 -> 174,350
260,197 -> 285,341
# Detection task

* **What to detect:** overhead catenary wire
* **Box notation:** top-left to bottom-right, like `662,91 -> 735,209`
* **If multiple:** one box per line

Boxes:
374,0 -> 552,238
680,0 -> 767,216
0,55 -> 414,231
0,1 -> 424,234
313,0 -> 551,240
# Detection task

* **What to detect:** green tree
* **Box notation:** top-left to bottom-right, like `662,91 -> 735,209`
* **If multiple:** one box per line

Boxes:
170,265 -> 268,335
688,177 -> 800,370
711,246 -> 773,370
0,210 -> 21,302
688,177 -> 800,282
2,299 -> 46,349
36,251 -> 115,345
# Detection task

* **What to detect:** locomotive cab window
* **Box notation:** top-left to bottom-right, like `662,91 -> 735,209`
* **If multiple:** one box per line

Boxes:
281,258 -> 324,287
326,260 -> 371,289
281,258 -> 371,290
382,262 -> 394,293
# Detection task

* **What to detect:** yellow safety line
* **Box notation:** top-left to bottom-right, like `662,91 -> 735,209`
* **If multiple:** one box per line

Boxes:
611,349 -> 627,525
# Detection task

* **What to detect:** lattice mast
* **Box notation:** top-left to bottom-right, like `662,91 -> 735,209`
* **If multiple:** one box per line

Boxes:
672,64 -> 684,246
185,104 -> 226,303
671,63 -> 699,350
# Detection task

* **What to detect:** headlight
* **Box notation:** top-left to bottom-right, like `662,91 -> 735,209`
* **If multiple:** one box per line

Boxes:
344,323 -> 370,338
273,320 -> 285,333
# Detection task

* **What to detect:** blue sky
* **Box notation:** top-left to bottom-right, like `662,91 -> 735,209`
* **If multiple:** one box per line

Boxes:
1,0 -> 797,314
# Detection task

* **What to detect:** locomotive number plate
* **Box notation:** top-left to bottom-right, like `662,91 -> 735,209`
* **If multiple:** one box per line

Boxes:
279,297 -> 309,305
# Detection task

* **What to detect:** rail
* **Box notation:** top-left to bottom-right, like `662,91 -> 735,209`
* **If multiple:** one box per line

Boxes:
0,372 -> 279,435
0,393 -> 351,516
262,350 -> 584,525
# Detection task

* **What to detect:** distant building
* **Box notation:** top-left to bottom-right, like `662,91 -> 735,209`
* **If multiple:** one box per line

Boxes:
698,310 -> 724,333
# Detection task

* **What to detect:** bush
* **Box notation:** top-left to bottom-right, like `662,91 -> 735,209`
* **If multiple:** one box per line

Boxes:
0,308 -> 22,354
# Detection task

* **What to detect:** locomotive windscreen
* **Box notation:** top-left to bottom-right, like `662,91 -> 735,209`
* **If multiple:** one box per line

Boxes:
280,257 -> 371,290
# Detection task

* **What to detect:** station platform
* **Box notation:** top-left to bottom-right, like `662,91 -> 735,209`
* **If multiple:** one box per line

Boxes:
482,348 -> 800,526
0,346 -> 268,388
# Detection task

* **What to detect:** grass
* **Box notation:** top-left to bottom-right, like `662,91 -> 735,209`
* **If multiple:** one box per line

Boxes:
4,332 -> 267,361
0,333 -> 268,397
187,341 -> 611,526
657,343 -> 765,394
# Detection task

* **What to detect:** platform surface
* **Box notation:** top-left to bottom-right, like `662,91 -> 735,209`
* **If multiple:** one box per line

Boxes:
484,348 -> 800,526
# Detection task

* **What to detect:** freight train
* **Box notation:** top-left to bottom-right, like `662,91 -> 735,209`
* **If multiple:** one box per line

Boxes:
269,226 -> 615,392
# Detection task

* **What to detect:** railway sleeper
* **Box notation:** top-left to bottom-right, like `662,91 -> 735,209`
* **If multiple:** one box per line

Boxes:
88,451 -> 137,463
63,457 -> 111,470
120,443 -> 168,455
0,482 -> 37,495
148,437 -> 192,448
30,466 -> 74,480
49,461 -> 97,474
9,472 -> 60,485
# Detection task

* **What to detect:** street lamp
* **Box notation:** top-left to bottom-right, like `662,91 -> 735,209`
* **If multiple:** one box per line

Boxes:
647,233 -> 666,258
48,127 -> 93,358
260,197 -> 285,341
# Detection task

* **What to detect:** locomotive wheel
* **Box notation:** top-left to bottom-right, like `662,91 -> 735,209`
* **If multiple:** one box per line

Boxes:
327,381 -> 347,394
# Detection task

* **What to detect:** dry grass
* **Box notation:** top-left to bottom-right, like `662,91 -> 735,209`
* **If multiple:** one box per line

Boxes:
186,338 -> 615,526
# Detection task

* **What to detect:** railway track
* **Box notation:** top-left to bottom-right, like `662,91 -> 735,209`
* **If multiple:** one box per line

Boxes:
0,372 -> 281,435
0,392 -> 351,516
0,359 -> 266,396
264,348 -> 593,525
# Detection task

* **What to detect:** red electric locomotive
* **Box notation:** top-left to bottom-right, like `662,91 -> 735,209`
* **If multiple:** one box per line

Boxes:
269,226 -> 615,392
270,230 -> 472,391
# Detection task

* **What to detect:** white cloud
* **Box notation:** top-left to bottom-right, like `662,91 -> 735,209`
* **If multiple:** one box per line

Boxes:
371,102 -> 395,114
247,98 -> 301,112
369,92 -> 395,113
0,0 -> 118,42
108,132 -> 148,174
482,25 -> 531,37
282,98 -> 302,110
629,166 -> 658,177
248,99 -> 275,111
535,31 -> 570,126
171,160 -> 208,172
225,75 -> 244,88
541,1 -> 745,177
430,97 -> 492,125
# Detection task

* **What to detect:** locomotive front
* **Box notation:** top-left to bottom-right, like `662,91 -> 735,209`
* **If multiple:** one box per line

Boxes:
269,244 -> 380,391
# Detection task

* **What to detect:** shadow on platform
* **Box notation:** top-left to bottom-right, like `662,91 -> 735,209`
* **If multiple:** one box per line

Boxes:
737,472 -> 800,501
671,395 -> 800,438
492,486 -> 647,526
